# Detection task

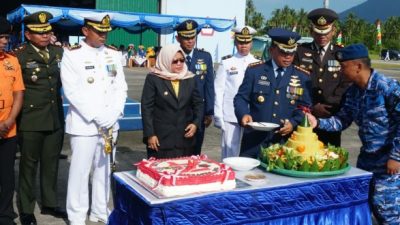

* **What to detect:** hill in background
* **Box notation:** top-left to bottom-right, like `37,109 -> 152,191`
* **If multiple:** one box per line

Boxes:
339,0 -> 400,22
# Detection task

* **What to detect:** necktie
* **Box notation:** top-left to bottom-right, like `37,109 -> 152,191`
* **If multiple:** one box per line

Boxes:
186,55 -> 191,67
276,67 -> 284,83
319,47 -> 325,61
39,49 -> 49,63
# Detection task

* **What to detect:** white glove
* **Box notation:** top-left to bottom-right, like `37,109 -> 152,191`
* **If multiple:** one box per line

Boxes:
94,111 -> 114,129
214,117 -> 225,130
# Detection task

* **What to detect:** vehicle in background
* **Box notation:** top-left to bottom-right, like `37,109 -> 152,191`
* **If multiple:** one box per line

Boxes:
381,49 -> 400,60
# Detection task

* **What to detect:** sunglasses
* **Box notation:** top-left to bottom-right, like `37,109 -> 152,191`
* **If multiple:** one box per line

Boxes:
0,35 -> 10,40
172,58 -> 185,64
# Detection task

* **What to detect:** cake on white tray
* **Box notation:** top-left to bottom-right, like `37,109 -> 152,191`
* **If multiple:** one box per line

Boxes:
135,155 -> 236,197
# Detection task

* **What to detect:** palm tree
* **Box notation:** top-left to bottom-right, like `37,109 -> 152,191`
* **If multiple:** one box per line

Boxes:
245,0 -> 256,26
342,13 -> 358,44
295,8 -> 309,36
251,12 -> 265,31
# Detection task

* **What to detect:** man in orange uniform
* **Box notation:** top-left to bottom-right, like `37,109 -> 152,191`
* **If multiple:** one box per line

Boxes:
0,17 -> 24,225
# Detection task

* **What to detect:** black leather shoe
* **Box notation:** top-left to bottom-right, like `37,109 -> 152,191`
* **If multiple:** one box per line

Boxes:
41,207 -> 68,218
20,213 -> 37,225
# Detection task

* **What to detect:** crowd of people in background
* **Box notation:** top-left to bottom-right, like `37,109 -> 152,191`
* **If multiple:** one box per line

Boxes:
0,5 -> 399,225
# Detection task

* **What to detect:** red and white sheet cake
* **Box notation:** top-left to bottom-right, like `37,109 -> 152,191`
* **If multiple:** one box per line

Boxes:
135,155 -> 236,197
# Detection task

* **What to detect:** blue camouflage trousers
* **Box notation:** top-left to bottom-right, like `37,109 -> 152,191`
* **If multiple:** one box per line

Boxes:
370,174 -> 400,225
357,150 -> 400,225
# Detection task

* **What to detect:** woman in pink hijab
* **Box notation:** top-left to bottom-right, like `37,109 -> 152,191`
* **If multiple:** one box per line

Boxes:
141,44 -> 204,158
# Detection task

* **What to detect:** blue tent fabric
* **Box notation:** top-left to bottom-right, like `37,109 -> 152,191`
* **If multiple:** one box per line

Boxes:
7,4 -> 236,34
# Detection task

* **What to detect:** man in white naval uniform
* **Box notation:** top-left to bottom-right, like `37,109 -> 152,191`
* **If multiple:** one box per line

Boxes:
214,26 -> 259,159
60,13 -> 127,225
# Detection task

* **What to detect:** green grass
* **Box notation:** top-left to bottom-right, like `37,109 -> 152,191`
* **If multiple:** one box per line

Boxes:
372,62 -> 400,70
369,53 -> 380,60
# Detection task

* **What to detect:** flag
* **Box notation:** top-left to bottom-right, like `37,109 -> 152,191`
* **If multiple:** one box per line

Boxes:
336,31 -> 343,47
376,20 -> 382,46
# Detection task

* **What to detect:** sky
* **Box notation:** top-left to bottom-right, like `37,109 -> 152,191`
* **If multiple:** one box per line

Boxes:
254,0 -> 367,19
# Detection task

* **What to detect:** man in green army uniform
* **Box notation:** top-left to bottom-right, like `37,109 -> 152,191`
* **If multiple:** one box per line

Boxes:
15,11 -> 66,225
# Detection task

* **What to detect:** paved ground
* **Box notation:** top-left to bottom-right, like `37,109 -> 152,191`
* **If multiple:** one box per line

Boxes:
12,60 -> 400,225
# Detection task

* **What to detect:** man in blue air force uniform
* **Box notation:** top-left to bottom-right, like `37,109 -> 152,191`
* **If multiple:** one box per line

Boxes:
307,44 -> 400,225
214,26 -> 259,159
234,28 -> 312,158
175,20 -> 214,155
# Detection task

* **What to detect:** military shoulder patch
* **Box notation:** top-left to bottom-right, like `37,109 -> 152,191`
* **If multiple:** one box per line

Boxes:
68,44 -> 81,51
221,54 -> 232,60
105,44 -> 118,51
248,61 -> 264,68
294,65 -> 310,75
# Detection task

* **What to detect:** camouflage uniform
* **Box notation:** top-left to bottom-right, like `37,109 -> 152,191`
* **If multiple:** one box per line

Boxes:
319,70 -> 400,224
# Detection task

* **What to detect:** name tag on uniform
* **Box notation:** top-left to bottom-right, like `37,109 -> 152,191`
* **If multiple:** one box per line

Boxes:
26,61 -> 38,69
301,58 -> 313,63
258,80 -> 270,86
229,67 -> 238,75
85,65 -> 95,70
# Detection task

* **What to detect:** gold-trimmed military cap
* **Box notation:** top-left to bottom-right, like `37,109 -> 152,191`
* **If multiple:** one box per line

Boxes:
232,26 -> 256,43
84,13 -> 113,32
23,11 -> 53,33
175,19 -> 199,38
268,28 -> 301,53
308,8 -> 338,35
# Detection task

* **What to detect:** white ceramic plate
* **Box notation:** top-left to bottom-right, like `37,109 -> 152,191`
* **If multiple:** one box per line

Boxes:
223,157 -> 261,171
247,122 -> 280,131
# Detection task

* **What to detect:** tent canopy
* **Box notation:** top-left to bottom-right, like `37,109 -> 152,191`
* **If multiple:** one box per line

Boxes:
7,4 -> 236,34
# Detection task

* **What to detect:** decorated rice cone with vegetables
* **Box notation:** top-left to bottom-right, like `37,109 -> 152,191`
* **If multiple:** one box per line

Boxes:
260,112 -> 349,173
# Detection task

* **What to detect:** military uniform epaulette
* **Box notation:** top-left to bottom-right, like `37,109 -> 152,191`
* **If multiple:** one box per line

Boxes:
294,65 -> 310,75
197,48 -> 206,52
105,44 -> 118,51
221,55 -> 232,60
68,44 -> 81,51
13,44 -> 27,53
248,61 -> 264,68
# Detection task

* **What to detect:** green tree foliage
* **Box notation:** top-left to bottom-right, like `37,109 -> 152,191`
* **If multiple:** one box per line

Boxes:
264,5 -> 309,36
245,0 -> 265,32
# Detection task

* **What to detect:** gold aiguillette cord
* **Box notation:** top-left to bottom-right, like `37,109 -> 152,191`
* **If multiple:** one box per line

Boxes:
100,127 -> 113,154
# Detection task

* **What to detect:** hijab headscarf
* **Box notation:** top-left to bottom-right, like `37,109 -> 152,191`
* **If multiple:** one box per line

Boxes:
150,44 -> 194,80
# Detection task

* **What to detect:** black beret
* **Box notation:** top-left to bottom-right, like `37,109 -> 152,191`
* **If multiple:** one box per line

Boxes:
0,17 -> 12,34
175,19 -> 199,38
335,44 -> 369,62
23,11 -> 53,33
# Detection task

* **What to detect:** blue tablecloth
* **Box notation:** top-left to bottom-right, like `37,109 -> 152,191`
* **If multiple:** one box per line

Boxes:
109,168 -> 373,225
